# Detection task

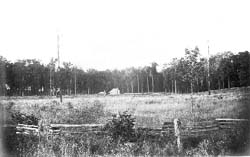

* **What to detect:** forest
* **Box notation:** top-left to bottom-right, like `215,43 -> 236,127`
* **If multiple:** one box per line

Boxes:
0,47 -> 250,96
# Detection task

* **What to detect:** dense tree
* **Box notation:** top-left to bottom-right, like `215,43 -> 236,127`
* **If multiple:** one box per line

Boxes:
0,56 -> 6,95
183,47 -> 200,93
150,62 -> 158,92
1,49 -> 250,96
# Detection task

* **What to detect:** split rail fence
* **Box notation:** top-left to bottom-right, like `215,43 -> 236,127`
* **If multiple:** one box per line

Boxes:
4,118 -> 249,152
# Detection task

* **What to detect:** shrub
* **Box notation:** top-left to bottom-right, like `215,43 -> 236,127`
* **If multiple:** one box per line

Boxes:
11,111 -> 39,125
104,111 -> 135,144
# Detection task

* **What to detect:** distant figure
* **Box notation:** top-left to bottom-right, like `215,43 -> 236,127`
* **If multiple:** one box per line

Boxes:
50,88 -> 55,96
5,84 -> 10,96
38,86 -> 44,96
56,88 -> 61,98
56,88 -> 63,102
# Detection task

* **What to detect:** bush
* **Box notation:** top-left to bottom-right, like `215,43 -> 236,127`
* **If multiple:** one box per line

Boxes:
11,111 -> 39,125
104,111 -> 135,144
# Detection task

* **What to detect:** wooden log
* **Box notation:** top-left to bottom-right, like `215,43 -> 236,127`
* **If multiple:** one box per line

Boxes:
154,128 -> 163,131
190,126 -> 219,133
162,126 -> 174,129
18,124 -> 38,128
187,124 -> 218,130
188,120 -> 215,126
23,131 -> 30,135
60,130 -> 104,134
161,130 -> 174,134
218,121 -> 248,125
162,125 -> 174,128
16,126 -> 39,132
49,129 -> 60,133
162,128 -> 174,132
219,125 -> 244,129
50,124 -> 104,128
163,122 -> 174,125
216,118 -> 249,122
3,124 -> 16,127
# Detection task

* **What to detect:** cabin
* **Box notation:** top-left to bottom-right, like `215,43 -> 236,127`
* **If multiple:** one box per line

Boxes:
109,88 -> 120,95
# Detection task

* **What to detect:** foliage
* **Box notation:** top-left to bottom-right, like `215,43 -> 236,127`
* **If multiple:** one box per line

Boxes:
1,49 -> 250,96
184,128 -> 250,156
11,111 -> 39,125
2,89 -> 250,156
104,111 -> 136,144
38,100 -> 105,124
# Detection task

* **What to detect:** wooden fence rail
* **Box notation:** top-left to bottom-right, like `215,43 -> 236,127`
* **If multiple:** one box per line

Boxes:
3,118 -> 249,152
4,118 -> 249,136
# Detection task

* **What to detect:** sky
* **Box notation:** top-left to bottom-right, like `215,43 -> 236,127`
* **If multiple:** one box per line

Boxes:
0,0 -> 250,71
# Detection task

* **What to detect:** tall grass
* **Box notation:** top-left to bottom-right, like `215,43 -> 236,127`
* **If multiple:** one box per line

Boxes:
3,92 -> 250,126
1,89 -> 250,156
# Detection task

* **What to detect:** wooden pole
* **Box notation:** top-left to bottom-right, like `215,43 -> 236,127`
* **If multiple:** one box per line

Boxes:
207,40 -> 211,95
59,92 -> 62,103
57,35 -> 60,69
175,67 -> 177,94
74,67 -> 77,96
174,119 -> 182,153
57,34 -> 62,103
137,74 -> 140,93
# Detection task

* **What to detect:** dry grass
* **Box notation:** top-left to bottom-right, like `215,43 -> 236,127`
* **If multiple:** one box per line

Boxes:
2,88 -> 250,156
2,89 -> 250,128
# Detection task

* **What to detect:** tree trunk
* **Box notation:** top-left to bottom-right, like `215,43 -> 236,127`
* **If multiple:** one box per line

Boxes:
228,77 -> 230,88
131,82 -> 134,93
147,76 -> 149,93
74,70 -> 77,96
218,80 -> 221,90
222,79 -> 225,89
50,68 -> 52,96
175,79 -> 177,94
190,81 -> 193,93
201,79 -> 203,90
174,67 -> 177,94
196,78 -> 199,92
172,80 -> 174,93
151,75 -> 154,92
141,79 -> 144,93
137,74 -> 140,93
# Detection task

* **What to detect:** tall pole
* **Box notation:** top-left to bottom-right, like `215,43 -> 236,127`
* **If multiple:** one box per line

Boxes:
175,67 -> 177,94
49,65 -> 52,96
74,67 -> 77,96
207,40 -> 211,95
137,74 -> 139,93
57,35 -> 60,69
57,34 -> 62,102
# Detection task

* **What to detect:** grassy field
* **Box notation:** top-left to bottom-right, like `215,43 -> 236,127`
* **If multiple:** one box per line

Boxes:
1,87 -> 250,156
2,88 -> 250,126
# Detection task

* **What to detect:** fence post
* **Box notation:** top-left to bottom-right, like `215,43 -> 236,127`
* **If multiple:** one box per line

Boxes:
174,118 -> 182,153
60,93 -> 62,103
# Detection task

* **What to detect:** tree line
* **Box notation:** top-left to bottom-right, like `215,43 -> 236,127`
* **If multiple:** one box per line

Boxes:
0,47 -> 250,96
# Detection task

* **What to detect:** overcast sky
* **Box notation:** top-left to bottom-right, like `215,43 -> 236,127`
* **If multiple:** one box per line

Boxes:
0,0 -> 250,71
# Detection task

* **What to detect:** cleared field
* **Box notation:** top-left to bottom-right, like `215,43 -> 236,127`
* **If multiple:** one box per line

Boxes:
1,88 -> 250,156
2,88 -> 250,128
